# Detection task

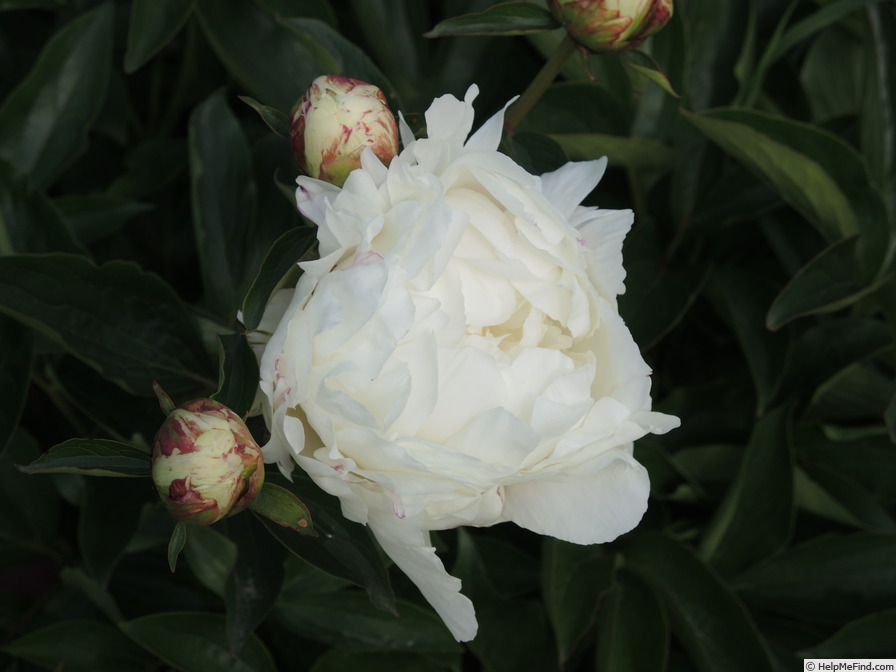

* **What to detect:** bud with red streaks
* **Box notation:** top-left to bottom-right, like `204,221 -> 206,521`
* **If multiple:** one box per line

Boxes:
290,75 -> 399,187
549,0 -> 673,53
151,399 -> 264,526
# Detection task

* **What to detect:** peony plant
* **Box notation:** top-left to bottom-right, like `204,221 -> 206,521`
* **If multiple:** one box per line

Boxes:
256,84 -> 679,640
549,0 -> 674,53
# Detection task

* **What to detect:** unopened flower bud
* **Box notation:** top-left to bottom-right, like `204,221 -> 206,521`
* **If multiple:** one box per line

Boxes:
550,0 -> 673,53
290,75 -> 399,187
151,399 -> 264,526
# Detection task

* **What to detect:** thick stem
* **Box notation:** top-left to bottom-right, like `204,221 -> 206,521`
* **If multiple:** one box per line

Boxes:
504,35 -> 579,135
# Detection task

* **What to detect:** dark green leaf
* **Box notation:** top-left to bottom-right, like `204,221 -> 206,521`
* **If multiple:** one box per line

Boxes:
239,96 -> 291,138
184,524 -> 238,598
211,333 -> 259,418
542,538 -> 613,665
274,591 -> 458,652
767,237 -> 890,330
0,253 -> 214,394
0,315 -> 32,455
17,438 -> 151,477
683,108 -> 883,248
168,521 -> 187,573
522,82 -> 630,137
425,2 -> 559,37
0,429 -> 59,546
240,226 -> 316,332
54,194 -> 154,247
860,4 -> 896,220
711,268 -> 790,412
698,406 -> 794,577
622,262 -> 706,349
189,92 -> 257,320
259,472 -> 395,615
621,56 -> 680,98
250,482 -> 315,534
733,532 -> 896,625
79,478 -> 147,585
309,649 -> 450,672
595,570 -> 669,672
119,612 -> 277,672
506,131 -> 568,176
622,533 -> 773,672
124,0 -> 196,73
196,0 -> 390,111
549,133 -> 675,178
223,514 -> 286,654
0,159 -> 85,255
797,464 -> 896,532
59,566 -> 124,622
801,26 -> 863,122
804,360 -> 894,423
801,609 -> 896,658
0,3 -> 113,188
4,620 -> 152,672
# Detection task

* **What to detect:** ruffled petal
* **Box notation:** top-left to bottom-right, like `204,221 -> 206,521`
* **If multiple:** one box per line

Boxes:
502,452 -> 649,544
368,512 -> 478,641
541,159 -> 607,218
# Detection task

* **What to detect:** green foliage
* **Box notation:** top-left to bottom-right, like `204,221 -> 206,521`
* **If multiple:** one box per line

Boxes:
1,1 -> 894,670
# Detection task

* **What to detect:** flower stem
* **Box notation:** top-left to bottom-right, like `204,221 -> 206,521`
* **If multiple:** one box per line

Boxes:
504,35 -> 578,136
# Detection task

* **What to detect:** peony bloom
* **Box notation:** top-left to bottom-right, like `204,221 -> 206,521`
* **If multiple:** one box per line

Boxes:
152,399 -> 265,526
290,75 -> 399,187
549,0 -> 673,53
257,85 -> 678,641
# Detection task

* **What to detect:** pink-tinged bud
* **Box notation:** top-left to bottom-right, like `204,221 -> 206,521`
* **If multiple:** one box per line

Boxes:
290,75 -> 399,187
549,0 -> 673,53
151,399 -> 264,526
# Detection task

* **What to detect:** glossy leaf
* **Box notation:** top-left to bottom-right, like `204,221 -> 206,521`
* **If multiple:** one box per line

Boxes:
223,514 -> 286,654
124,0 -> 196,73
184,524 -> 238,598
0,3 -> 113,188
698,406 -> 794,577
250,482 -> 315,534
767,237 -> 889,329
622,533 -> 773,672
119,612 -> 277,672
733,532 -> 896,624
4,620 -> 152,672
239,96 -> 291,138
550,133 -> 675,177
258,472 -> 396,615
0,160 -> 84,255
684,108 -> 881,246
595,570 -> 669,672
274,591 -> 458,652
196,0 -> 390,111
0,253 -> 213,394
425,2 -> 559,37
210,333 -> 259,418
17,438 -> 150,477
168,521 -> 187,572
189,92 -> 257,320
240,226 -> 316,332
542,538 -> 613,665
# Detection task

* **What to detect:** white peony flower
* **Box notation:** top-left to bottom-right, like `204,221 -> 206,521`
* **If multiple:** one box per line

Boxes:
257,84 -> 679,641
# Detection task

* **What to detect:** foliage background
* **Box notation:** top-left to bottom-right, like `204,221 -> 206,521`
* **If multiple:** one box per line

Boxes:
1,0 -> 895,670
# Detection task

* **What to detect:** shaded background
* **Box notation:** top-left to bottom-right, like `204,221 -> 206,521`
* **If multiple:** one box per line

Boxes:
1,1 -> 895,670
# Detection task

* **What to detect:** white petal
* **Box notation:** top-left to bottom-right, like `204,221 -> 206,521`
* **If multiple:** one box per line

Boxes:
503,453 -> 649,544
368,512 -> 478,641
541,159 -> 607,218
464,95 -> 517,153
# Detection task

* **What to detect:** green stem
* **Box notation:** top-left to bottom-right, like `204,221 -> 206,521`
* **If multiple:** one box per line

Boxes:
504,35 -> 578,135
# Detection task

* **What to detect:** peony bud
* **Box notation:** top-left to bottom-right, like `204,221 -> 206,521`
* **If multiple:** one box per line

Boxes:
151,399 -> 264,526
290,75 -> 399,187
549,0 -> 673,53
